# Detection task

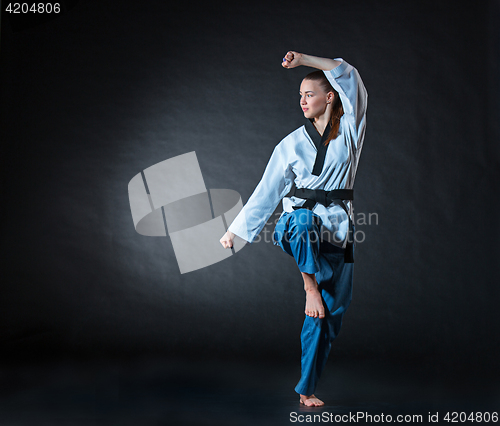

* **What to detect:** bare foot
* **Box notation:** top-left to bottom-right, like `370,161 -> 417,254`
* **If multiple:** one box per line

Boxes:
305,287 -> 325,318
301,272 -> 325,319
300,394 -> 325,407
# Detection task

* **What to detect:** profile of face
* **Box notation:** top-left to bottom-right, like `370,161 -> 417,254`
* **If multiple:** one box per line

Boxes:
299,79 -> 335,121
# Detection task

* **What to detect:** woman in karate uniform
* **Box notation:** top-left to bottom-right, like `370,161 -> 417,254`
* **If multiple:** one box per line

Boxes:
220,51 -> 368,407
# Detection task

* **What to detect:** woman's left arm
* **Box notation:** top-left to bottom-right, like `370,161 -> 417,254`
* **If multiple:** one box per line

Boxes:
282,51 -> 341,71
283,51 -> 368,144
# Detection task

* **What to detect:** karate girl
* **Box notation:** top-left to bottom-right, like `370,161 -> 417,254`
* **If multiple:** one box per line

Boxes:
220,51 -> 368,407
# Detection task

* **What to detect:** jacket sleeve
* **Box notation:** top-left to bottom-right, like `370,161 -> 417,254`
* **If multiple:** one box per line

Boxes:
323,58 -> 368,150
228,142 -> 294,243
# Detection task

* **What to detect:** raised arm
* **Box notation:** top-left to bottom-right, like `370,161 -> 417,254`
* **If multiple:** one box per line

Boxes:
282,51 -> 341,71
283,51 -> 368,144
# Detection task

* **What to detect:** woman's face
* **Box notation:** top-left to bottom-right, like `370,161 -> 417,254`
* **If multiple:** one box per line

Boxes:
299,79 -> 332,120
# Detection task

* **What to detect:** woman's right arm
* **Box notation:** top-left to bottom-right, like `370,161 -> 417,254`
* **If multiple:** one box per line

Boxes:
220,230 -> 235,249
220,142 -> 294,248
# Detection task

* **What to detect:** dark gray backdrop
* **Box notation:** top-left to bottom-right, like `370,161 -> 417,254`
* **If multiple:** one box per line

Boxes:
1,0 -> 499,398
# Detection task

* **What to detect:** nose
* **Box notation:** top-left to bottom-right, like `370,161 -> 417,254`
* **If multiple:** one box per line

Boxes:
300,96 -> 307,105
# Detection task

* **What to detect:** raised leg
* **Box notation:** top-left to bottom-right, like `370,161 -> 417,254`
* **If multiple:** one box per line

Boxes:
294,243 -> 353,397
274,210 -> 354,402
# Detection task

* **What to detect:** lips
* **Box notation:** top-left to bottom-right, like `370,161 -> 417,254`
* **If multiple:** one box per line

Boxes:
302,108 -> 309,112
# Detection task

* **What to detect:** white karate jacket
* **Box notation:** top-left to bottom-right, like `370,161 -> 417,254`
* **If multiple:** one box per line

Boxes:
228,58 -> 368,248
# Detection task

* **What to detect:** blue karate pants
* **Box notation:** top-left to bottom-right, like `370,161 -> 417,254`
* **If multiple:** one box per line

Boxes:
273,209 -> 354,396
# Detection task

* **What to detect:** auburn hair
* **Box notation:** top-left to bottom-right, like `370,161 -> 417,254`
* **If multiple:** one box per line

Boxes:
303,70 -> 344,146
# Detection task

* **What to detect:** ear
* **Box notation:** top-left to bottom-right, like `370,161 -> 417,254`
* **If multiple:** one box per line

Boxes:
327,91 -> 335,104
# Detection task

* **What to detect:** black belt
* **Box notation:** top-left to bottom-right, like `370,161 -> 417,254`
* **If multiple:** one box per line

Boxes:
285,183 -> 355,263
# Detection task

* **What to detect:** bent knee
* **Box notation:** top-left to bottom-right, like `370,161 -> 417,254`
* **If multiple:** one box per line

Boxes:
288,209 -> 321,232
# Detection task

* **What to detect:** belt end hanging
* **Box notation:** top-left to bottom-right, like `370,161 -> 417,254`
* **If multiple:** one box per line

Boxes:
344,224 -> 355,263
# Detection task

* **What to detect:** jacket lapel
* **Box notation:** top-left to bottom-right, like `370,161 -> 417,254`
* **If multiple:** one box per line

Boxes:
304,119 -> 331,176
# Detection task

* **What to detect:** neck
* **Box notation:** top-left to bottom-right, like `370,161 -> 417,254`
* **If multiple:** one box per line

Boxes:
312,106 -> 332,136
312,115 -> 329,136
